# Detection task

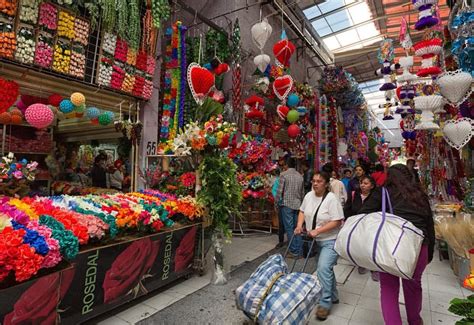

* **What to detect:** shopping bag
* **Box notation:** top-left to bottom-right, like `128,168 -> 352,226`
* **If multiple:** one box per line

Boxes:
334,187 -> 424,279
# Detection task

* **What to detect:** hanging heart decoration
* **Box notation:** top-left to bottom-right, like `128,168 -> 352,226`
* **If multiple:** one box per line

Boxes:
187,63 -> 215,105
0,78 -> 19,114
253,54 -> 270,73
273,39 -> 296,68
442,118 -> 474,150
251,18 -> 272,51
273,75 -> 293,101
437,70 -> 472,104
276,105 -> 289,120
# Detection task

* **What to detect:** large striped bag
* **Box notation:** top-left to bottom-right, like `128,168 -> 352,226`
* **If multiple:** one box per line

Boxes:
335,187 -> 424,279
235,254 -> 321,324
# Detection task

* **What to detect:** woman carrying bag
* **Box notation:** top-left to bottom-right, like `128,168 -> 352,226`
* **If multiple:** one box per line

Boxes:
294,171 -> 344,321
357,164 -> 435,325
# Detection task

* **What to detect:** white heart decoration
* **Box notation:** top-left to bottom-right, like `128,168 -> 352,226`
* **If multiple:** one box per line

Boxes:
253,54 -> 270,73
251,18 -> 272,50
437,70 -> 473,104
442,118 -> 474,150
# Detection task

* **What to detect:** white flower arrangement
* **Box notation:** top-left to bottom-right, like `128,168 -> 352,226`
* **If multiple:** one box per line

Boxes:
15,28 -> 36,64
19,0 -> 40,24
98,62 -> 113,86
102,32 -> 117,55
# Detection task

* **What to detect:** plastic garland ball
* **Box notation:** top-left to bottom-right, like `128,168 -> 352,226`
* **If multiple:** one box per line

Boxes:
74,103 -> 85,113
86,107 -> 100,119
104,111 -> 115,120
287,93 -> 299,107
25,104 -> 54,129
48,93 -> 63,107
0,112 -> 11,124
287,109 -> 299,123
10,108 -> 22,116
98,112 -> 112,126
59,99 -> 74,113
70,92 -> 85,106
10,114 -> 23,124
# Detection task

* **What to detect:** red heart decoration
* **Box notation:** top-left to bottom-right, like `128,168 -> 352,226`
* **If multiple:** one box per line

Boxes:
277,105 -> 290,120
215,63 -> 230,75
0,78 -> 19,114
273,75 -> 293,101
187,63 -> 215,104
273,39 -> 296,68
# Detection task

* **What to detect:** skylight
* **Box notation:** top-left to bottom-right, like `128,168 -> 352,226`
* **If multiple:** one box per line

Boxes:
303,0 -> 382,53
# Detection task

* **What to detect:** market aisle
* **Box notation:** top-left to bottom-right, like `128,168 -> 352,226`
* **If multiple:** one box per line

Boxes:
96,235 -> 280,325
96,234 -> 468,325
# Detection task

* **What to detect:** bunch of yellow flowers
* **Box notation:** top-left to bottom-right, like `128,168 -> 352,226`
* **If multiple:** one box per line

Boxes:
57,11 -> 75,39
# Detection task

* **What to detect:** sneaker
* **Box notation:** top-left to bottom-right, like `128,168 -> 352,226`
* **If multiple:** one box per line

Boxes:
287,252 -> 302,259
358,267 -> 368,275
371,271 -> 379,282
275,242 -> 286,249
315,306 -> 330,321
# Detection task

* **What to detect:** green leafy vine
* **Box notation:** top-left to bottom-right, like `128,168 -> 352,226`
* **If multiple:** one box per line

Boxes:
151,0 -> 171,29
116,0 -> 128,40
127,0 -> 141,50
98,0 -> 115,32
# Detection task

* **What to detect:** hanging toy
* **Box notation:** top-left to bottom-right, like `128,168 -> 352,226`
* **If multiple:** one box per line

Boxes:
413,0 -> 439,31
376,39 -> 399,91
397,56 -> 417,83
400,114 -> 417,140
244,95 -> 265,120
414,37 -> 443,77
381,90 -> 397,120
273,30 -> 295,68
396,85 -> 416,114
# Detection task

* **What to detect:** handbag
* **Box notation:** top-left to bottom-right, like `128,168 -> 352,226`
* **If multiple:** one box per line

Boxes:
334,187 -> 424,279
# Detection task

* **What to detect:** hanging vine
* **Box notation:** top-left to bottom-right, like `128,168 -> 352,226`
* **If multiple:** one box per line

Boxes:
142,9 -> 158,55
98,0 -> 115,32
84,2 -> 99,31
116,0 -> 128,40
127,0 -> 141,50
151,0 -> 171,29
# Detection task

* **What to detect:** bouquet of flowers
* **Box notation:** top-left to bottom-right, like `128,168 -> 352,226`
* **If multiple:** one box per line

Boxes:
0,153 -> 38,197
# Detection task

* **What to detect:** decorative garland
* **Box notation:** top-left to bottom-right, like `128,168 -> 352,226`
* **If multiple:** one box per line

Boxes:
98,0 -> 116,32
159,29 -> 173,142
151,0 -> 171,29
127,0 -> 141,50
116,0 -> 128,40
179,24 -> 187,129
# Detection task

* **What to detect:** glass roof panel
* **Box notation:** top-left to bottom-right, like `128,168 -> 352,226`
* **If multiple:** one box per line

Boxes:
347,2 -> 372,24
323,36 -> 341,51
303,6 -> 321,20
336,29 -> 360,47
312,18 -> 332,37
317,0 -> 346,14
356,24 -> 379,38
325,10 -> 352,33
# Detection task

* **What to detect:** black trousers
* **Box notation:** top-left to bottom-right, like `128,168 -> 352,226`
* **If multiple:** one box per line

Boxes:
278,207 -> 285,243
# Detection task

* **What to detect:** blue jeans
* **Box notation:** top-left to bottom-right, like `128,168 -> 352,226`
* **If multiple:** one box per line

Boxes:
280,206 -> 302,255
316,239 -> 339,310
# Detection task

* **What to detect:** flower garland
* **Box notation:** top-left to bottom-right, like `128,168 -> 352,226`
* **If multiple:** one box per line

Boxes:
159,29 -> 174,142
179,24 -> 187,130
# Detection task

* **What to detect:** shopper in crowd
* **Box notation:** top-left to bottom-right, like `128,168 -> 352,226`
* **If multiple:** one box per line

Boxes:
358,164 -> 435,325
371,163 -> 387,187
275,157 -> 304,258
322,163 -> 347,206
302,161 -> 314,194
90,154 -> 107,188
344,175 -> 379,281
295,171 -> 344,321
348,165 -> 366,194
406,158 -> 421,184
341,169 -> 352,193
109,160 -> 125,191
271,168 -> 286,249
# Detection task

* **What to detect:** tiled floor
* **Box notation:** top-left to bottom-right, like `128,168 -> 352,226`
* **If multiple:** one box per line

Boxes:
98,234 -> 469,324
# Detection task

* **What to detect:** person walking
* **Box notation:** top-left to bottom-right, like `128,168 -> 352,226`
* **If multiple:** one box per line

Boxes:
344,175 -> 379,281
348,165 -> 366,194
275,157 -> 304,258
295,171 -> 344,321
358,164 -> 435,325
341,169 -> 352,193
322,163 -> 347,206
271,168 -> 286,249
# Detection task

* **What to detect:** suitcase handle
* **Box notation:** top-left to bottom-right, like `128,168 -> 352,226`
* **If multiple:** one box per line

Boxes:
284,232 -> 316,273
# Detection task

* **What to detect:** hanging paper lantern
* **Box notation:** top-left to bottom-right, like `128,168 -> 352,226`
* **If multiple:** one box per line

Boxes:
0,78 -> 19,114
287,124 -> 300,138
98,112 -> 112,125
253,54 -> 271,73
287,109 -> 299,123
70,92 -> 86,106
277,105 -> 289,120
25,104 -> 54,129
251,18 -> 272,50
287,93 -> 299,107
0,112 -> 11,124
273,39 -> 296,68
48,93 -> 63,107
59,99 -> 74,113
86,107 -> 101,119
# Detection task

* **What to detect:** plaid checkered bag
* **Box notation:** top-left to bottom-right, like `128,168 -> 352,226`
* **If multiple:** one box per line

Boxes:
235,254 -> 288,319
257,272 -> 321,324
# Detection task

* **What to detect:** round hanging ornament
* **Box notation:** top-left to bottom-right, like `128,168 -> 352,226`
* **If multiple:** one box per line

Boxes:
70,92 -> 85,106
98,112 -> 112,125
59,99 -> 74,114
86,107 -> 101,119
48,93 -> 63,107
287,109 -> 299,123
25,104 -> 54,129
287,124 -> 300,138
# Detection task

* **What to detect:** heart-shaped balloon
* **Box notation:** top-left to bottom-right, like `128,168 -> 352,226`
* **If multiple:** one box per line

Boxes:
276,105 -> 289,120
187,63 -> 215,105
273,75 -> 293,101
273,39 -> 296,68
442,118 -> 474,150
253,54 -> 270,73
251,18 -> 272,50
438,70 -> 473,104
0,78 -> 19,114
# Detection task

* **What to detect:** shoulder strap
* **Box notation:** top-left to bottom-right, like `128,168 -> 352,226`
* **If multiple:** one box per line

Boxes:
312,191 -> 329,230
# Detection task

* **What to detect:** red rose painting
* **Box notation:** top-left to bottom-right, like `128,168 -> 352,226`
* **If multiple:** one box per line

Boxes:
103,238 -> 159,304
174,227 -> 197,272
3,268 -> 75,325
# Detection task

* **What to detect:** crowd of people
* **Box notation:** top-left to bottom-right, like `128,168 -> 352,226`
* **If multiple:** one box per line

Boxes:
273,157 -> 433,324
82,152 -> 130,191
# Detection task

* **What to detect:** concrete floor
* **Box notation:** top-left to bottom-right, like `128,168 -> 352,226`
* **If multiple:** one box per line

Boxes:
97,234 -> 469,325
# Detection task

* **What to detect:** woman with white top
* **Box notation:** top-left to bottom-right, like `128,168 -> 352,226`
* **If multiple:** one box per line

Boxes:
294,171 -> 344,321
